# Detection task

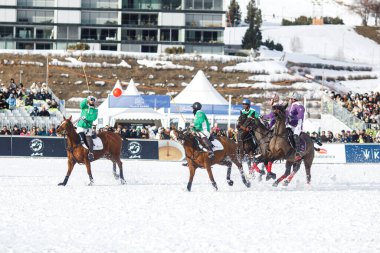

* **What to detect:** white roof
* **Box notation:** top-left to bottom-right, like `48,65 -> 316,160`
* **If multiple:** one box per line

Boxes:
172,70 -> 228,105
124,79 -> 139,95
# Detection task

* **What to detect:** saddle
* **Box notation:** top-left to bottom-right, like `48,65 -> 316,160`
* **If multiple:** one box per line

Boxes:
286,128 -> 307,153
83,136 -> 104,151
194,135 -> 224,152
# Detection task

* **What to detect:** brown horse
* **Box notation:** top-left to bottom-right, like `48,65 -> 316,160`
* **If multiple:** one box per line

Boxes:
269,105 -> 316,186
56,116 -> 125,186
172,129 -> 251,191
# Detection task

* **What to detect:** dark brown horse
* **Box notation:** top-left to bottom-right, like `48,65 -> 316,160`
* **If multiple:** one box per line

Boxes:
172,129 -> 251,191
269,105 -> 316,186
56,116 -> 125,186
237,114 -> 275,181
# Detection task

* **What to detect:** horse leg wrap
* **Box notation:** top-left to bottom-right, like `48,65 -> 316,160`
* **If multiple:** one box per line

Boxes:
266,162 -> 273,173
58,176 -> 69,186
250,163 -> 261,173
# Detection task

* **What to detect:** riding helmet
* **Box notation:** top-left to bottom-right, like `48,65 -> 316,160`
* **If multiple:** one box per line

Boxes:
192,102 -> 202,110
242,98 -> 251,105
87,96 -> 97,102
289,92 -> 301,101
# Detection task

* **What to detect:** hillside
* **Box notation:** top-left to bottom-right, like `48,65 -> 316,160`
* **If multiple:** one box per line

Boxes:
0,52 -> 309,106
236,0 -> 361,26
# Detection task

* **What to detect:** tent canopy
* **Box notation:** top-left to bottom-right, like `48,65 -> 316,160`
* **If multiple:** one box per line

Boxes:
172,70 -> 228,105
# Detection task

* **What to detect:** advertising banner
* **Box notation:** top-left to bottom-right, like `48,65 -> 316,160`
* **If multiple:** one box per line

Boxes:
11,137 -> 67,157
109,95 -> 171,109
121,139 -> 159,159
345,144 -> 380,163
313,144 -> 347,164
169,104 -> 261,115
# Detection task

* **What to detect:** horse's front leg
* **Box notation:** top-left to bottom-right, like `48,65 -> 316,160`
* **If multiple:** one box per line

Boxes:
283,161 -> 302,186
58,158 -> 76,186
238,165 -> 251,188
187,162 -> 196,192
205,164 -> 218,191
273,160 -> 292,187
85,160 -> 94,186
226,162 -> 234,186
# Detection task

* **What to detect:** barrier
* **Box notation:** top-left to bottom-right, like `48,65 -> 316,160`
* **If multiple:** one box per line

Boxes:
345,144 -> 380,163
0,136 -> 159,160
0,136 -> 379,163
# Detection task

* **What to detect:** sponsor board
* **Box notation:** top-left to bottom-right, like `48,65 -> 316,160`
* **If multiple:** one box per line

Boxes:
345,145 -> 380,163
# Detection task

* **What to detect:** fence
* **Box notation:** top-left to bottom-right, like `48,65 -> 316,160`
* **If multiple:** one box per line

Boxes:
0,136 -> 158,159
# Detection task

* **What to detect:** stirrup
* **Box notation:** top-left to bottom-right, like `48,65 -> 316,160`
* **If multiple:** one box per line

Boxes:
208,152 -> 215,159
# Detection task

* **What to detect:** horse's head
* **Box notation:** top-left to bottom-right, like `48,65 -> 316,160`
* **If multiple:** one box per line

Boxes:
272,103 -> 287,122
171,128 -> 191,144
56,116 -> 74,136
237,114 -> 255,132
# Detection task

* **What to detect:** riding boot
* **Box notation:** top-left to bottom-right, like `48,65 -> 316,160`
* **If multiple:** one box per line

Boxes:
79,132 -> 85,144
202,137 -> 215,159
293,134 -> 302,161
86,136 -> 94,161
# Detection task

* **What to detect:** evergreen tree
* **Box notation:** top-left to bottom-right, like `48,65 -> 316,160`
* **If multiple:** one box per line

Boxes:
226,0 -> 242,27
242,0 -> 262,50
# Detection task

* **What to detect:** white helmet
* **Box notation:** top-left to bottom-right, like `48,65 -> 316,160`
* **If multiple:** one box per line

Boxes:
289,92 -> 301,101
87,96 -> 97,102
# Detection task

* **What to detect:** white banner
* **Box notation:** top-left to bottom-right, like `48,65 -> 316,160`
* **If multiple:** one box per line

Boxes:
314,144 -> 346,164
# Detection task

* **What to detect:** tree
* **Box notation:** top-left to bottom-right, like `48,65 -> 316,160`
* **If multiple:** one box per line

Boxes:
242,0 -> 262,50
369,1 -> 380,26
351,0 -> 372,26
226,0 -> 242,27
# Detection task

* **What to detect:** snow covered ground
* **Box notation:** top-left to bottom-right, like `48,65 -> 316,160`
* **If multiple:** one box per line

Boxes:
0,158 -> 379,253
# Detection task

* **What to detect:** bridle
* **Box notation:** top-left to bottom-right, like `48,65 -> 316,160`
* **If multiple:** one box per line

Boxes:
57,119 -> 84,165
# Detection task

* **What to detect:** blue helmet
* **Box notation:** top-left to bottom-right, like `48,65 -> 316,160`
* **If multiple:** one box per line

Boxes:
242,98 -> 251,105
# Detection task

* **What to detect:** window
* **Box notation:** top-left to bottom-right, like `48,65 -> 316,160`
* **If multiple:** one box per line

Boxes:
171,29 -> 179,41
101,44 -> 117,51
81,28 -> 97,40
0,27 -> 13,38
100,29 -> 117,40
121,29 -> 136,40
160,29 -> 170,41
141,45 -> 157,53
16,27 -> 34,39
142,30 -> 157,41
122,14 -> 138,25
36,43 -> 52,50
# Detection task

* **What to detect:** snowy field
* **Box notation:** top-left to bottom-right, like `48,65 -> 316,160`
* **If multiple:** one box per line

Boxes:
0,158 -> 379,253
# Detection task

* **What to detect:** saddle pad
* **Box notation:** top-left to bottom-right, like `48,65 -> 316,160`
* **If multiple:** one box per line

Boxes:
211,139 -> 224,151
82,137 -> 103,151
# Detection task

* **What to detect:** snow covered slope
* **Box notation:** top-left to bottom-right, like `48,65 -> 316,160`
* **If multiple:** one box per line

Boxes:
236,0 -> 361,25
226,25 -> 380,65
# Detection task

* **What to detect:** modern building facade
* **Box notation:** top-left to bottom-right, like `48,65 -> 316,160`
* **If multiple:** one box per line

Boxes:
0,0 -> 225,54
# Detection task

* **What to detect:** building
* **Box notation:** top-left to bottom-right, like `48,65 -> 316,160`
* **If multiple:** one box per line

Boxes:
0,0 -> 225,54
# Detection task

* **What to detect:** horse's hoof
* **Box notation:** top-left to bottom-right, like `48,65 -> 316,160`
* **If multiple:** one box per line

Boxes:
283,180 -> 289,186
120,179 -> 126,185
114,174 -> 120,180
58,182 -> 66,186
88,181 -> 94,186
272,181 -> 279,187
266,172 -> 277,181
245,181 -> 251,188
227,180 -> 234,186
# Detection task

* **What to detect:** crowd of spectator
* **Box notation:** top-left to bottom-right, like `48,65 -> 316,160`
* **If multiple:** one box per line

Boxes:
98,124 -> 176,140
0,125 -> 57,136
330,90 -> 380,127
0,78 -> 59,113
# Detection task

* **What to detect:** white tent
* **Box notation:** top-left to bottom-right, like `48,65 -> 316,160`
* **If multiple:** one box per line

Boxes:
172,70 -> 228,105
170,70 -> 236,129
97,79 -> 165,127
